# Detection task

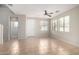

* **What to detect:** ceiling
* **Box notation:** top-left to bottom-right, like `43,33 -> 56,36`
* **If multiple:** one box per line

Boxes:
7,4 -> 78,18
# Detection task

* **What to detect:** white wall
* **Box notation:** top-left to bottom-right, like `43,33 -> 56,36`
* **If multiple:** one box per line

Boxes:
0,5 -> 14,42
50,6 -> 79,47
26,18 -> 50,38
18,15 -> 26,39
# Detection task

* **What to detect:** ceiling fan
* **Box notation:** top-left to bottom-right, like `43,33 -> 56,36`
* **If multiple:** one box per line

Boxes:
44,10 -> 53,17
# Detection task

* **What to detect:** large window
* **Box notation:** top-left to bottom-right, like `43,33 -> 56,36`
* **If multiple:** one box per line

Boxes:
59,16 -> 70,32
40,20 -> 48,31
53,19 -> 58,32
64,16 -> 70,32
59,17 -> 64,32
52,16 -> 70,32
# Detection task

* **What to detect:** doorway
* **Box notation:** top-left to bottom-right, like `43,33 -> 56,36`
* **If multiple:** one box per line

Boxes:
9,17 -> 19,40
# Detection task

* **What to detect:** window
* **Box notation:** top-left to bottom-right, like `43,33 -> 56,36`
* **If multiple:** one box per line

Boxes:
40,20 -> 48,31
52,19 -> 58,32
59,16 -> 70,32
11,21 -> 18,27
54,20 -> 58,31
52,20 -> 55,31
14,21 -> 18,27
59,17 -> 64,32
52,15 -> 70,32
64,16 -> 70,32
41,26 -> 48,31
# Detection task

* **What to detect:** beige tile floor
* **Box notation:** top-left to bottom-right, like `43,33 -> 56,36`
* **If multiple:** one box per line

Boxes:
0,37 -> 79,55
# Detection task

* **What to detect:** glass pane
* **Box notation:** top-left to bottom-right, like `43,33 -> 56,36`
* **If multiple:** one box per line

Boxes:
54,20 -> 58,31
14,21 -> 18,27
59,17 -> 64,32
64,16 -> 70,32
65,16 -> 69,24
41,26 -> 48,31
60,27 -> 64,32
59,17 -> 64,26
10,21 -> 18,39
65,27 -> 69,32
52,20 -> 55,30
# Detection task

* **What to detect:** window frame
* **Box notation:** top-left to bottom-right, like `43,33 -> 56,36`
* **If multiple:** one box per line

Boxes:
40,20 -> 49,31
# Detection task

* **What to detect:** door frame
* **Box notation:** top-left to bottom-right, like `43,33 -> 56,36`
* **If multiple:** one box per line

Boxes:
8,16 -> 19,40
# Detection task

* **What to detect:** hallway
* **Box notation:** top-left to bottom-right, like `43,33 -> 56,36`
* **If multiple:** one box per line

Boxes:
0,37 -> 79,55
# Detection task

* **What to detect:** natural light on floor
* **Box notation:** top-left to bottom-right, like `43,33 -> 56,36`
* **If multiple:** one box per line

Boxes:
39,39 -> 49,54
10,41 -> 19,54
57,46 -> 69,55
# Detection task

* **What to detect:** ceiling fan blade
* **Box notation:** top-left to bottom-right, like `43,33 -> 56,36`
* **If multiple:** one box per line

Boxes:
44,10 -> 47,15
44,10 -> 52,17
49,12 -> 53,14
47,14 -> 51,17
